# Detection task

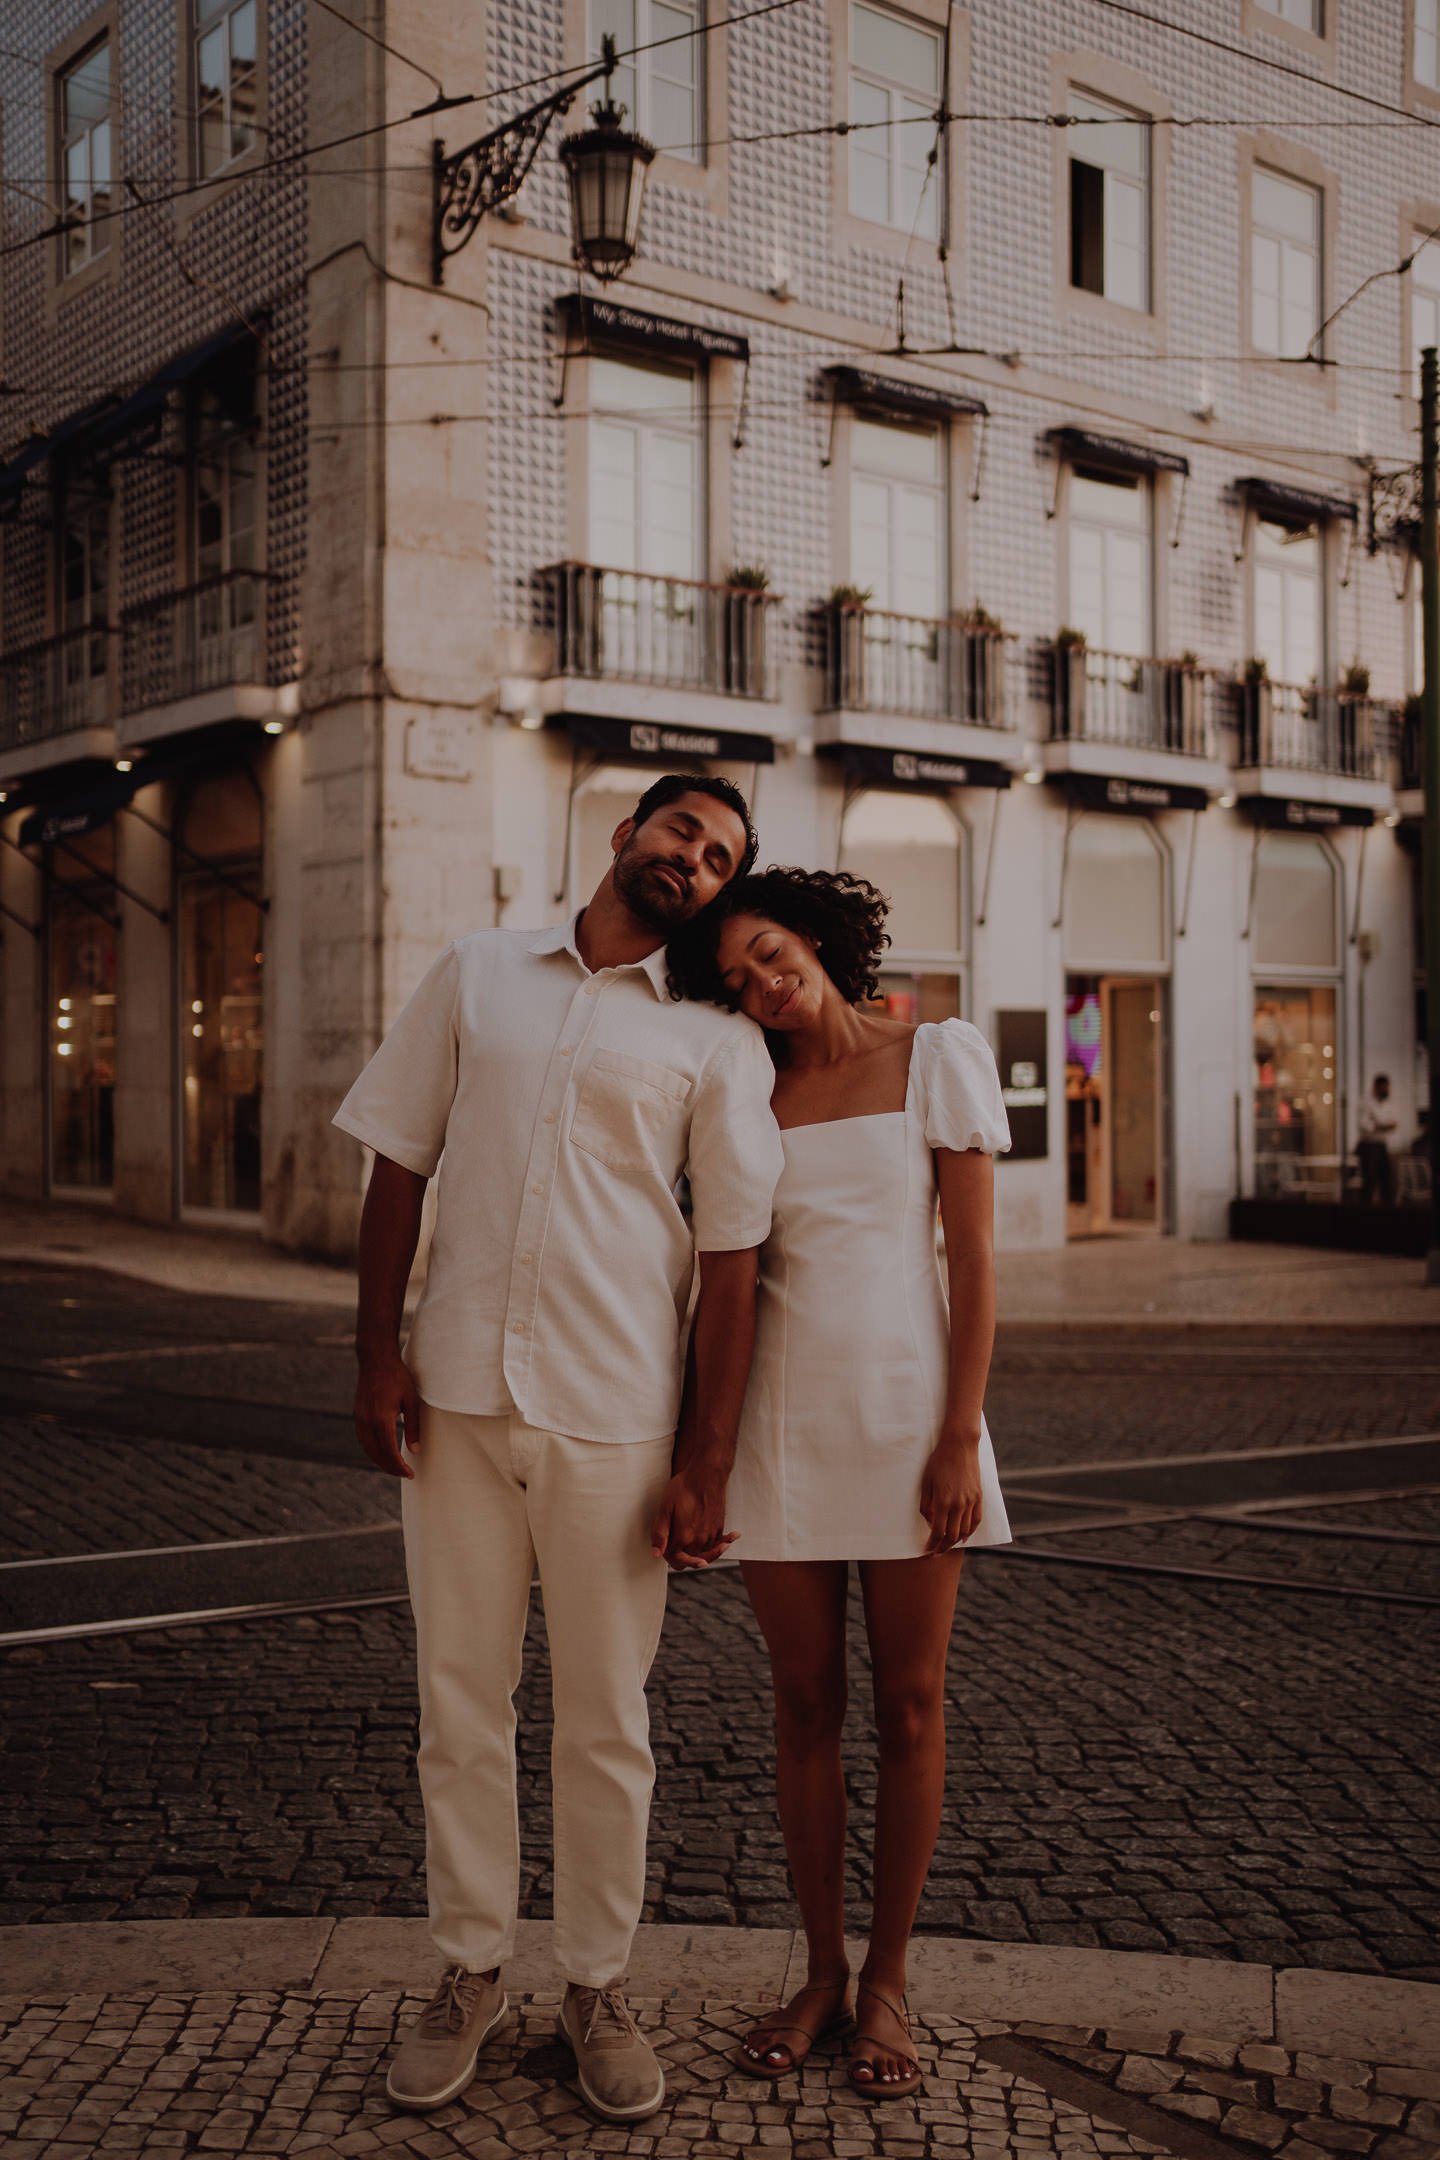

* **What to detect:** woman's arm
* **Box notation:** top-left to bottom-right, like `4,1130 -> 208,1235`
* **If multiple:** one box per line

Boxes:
919,1147 -> 997,1552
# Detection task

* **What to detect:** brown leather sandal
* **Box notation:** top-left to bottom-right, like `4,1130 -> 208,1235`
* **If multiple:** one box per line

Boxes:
734,1978 -> 855,2080
848,1981 -> 923,2100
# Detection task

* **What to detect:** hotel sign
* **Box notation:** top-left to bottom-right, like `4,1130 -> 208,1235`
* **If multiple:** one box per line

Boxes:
1061,772 -> 1209,816
1244,795 -> 1374,831
555,294 -> 749,364
824,743 -> 1012,791
562,713 -> 776,764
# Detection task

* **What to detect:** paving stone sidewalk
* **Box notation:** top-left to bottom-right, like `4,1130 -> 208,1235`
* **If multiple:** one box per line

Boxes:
4,1979 -> 1439,2160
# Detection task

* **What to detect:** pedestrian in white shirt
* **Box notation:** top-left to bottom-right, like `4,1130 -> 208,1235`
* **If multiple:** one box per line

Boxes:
1357,1073 -> 1397,1206
332,775 -> 783,2123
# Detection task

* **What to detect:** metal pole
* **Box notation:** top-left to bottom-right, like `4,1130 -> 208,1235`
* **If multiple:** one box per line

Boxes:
1422,347 -> 1440,1282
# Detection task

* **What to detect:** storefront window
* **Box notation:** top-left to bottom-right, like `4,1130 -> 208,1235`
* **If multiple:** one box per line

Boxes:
1253,986 -> 1338,1196
840,787 -> 964,1020
1064,815 -> 1167,970
48,830 -> 117,1191
178,772 -> 263,1214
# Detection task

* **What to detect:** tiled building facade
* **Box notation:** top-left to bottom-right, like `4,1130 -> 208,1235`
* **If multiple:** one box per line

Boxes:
0,0 -> 1433,1256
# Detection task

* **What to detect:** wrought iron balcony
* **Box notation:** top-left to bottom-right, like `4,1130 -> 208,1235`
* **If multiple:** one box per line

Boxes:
1231,679 -> 1383,780
0,623 -> 119,755
543,562 -> 778,699
1399,698 -> 1424,793
1048,645 -> 1214,758
824,603 -> 1009,727
121,570 -> 265,715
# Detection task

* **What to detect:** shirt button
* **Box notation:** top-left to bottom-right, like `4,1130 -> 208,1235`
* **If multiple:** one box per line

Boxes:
544,1113 -> 557,1125
510,1321 -> 526,1335
560,1045 -> 574,1056
520,1253 -> 534,1265
531,1184 -> 544,1197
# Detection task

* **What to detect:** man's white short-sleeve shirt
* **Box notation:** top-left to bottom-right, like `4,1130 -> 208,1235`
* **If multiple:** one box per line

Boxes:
333,919 -> 783,1443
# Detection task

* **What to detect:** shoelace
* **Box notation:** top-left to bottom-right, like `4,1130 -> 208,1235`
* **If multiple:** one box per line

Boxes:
575,1986 -> 638,2048
420,1965 -> 487,2036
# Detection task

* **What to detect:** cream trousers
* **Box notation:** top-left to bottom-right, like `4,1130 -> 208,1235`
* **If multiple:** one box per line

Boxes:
401,1405 -> 673,1987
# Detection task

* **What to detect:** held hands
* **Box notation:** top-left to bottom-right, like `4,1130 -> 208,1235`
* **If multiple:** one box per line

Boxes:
354,1351 -> 422,1479
649,1463 -> 739,1571
920,1425 -> 984,1554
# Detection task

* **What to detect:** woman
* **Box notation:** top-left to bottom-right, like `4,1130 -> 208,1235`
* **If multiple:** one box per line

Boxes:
667,868 -> 1011,2103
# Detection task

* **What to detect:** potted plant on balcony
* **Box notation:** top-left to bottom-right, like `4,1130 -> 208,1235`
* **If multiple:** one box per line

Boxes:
724,564 -> 772,696
827,584 -> 872,708
1162,649 -> 1202,753
1053,624 -> 1088,738
1239,654 -> 1271,765
956,603 -> 1004,725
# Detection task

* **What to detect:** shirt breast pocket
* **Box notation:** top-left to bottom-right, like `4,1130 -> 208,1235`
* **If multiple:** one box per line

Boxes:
570,1049 -> 692,1176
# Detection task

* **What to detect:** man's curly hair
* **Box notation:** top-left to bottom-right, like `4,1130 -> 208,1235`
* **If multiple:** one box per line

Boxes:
667,866 -> 891,1011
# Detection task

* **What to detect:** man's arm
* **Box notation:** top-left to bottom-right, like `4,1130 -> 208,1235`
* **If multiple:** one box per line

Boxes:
648,1246 -> 759,1569
353,1154 -> 428,1478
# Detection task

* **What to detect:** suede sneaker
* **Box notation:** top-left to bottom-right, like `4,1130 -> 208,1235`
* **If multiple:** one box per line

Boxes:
556,1983 -> 665,2121
386,1964 -> 508,2109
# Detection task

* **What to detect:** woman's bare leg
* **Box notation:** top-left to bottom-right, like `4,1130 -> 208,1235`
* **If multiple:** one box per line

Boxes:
851,1552 -> 965,2085
737,1559 -> 852,2065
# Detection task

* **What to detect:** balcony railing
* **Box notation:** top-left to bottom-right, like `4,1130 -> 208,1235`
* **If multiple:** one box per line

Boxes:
825,604 -> 1009,727
1399,699 -> 1425,793
543,563 -> 778,699
0,623 -> 119,755
1232,681 -> 1382,780
1049,645 -> 1214,758
121,570 -> 265,715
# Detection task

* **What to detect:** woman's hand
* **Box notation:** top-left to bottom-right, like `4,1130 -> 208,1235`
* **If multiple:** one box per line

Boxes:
919,1428 -> 984,1554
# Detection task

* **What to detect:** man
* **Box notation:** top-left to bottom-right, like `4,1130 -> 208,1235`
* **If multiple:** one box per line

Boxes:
333,775 -> 781,2123
1357,1073 -> 1397,1206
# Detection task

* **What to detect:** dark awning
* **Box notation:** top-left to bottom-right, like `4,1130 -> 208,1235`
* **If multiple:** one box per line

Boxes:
558,712 -> 775,765
819,741 -> 1010,791
18,767 -> 145,849
0,324 -> 255,511
1057,770 -> 1209,816
824,365 -> 987,422
1240,793 -> 1373,831
1241,476 -> 1357,527
1048,426 -> 1189,478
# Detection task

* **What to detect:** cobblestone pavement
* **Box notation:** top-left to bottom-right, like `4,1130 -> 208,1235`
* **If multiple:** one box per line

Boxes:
3,1263 -> 1438,1980
3,1984 -> 1438,2160
4,1560 -> 1438,1978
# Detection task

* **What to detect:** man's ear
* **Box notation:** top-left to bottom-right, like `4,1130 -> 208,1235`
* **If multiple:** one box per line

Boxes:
611,815 -> 637,857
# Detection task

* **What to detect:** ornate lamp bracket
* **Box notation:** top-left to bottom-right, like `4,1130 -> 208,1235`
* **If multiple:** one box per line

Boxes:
432,42 -> 616,285
1368,464 -> 1423,556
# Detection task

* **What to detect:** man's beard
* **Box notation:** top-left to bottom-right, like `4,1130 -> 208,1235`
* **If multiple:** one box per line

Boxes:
613,842 -> 700,931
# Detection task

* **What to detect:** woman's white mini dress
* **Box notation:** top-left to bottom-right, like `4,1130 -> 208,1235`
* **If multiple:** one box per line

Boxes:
725,1019 -> 1013,1563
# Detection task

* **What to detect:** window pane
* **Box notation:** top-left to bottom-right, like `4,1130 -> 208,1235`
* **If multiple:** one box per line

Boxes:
1419,0 -> 1440,87
1070,159 -> 1104,294
851,3 -> 939,94
1104,172 -> 1146,309
1068,89 -> 1146,180
230,1 -> 258,157
50,892 -> 117,1190
854,415 -> 940,484
849,76 -> 891,222
1255,168 -> 1317,246
591,355 -> 693,417
63,42 -> 110,133
1251,230 -> 1281,353
197,24 -> 228,176
1253,985 -> 1337,1196
895,93 -> 939,239
651,74 -> 697,156
840,789 -> 961,954
1065,817 -> 1166,969
181,869 -> 264,1214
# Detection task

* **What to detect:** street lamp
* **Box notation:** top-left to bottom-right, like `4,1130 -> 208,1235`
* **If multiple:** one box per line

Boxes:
431,35 -> 651,287
559,97 -> 654,282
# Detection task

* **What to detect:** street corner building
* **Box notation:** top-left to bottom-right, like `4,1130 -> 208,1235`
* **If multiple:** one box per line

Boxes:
0,0 -> 1432,1259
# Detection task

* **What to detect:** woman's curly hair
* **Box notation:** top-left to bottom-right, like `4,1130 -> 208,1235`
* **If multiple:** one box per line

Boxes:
667,866 -> 891,1011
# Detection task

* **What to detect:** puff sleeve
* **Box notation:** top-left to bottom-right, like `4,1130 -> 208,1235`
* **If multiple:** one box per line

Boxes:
918,1019 -> 1011,1156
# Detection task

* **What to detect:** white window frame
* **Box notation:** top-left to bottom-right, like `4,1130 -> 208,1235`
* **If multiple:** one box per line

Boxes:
1412,232 -> 1440,394
586,356 -> 705,579
57,36 -> 112,279
1067,88 -> 1150,313
1251,516 -> 1324,687
1066,466 -> 1155,658
194,0 -> 259,181
588,0 -> 703,163
1418,0 -> 1440,93
55,474 -> 112,684
1254,0 -> 1322,30
839,787 -> 968,1019
1250,165 -> 1323,360
847,0 -> 945,242
849,415 -> 946,618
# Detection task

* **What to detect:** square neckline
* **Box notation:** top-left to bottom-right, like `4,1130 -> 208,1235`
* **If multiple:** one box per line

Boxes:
774,1025 -> 926,1138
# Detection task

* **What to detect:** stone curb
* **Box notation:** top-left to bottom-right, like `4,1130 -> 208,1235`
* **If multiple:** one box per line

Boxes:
2,1920 -> 1436,2066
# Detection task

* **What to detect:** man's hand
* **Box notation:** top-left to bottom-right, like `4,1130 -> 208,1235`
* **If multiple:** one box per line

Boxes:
649,1464 -> 738,1571
354,1351 -> 422,1479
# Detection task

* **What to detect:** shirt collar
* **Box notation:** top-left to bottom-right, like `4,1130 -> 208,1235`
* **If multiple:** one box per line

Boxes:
527,915 -> 671,1002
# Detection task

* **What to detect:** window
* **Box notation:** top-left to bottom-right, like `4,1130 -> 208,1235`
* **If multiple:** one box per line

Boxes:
195,0 -> 258,179
1253,517 -> 1322,684
1255,0 -> 1322,27
1419,0 -> 1440,91
1412,234 -> 1440,393
56,474 -> 111,691
192,362 -> 259,666
1251,168 -> 1321,359
840,789 -> 964,1022
850,415 -> 946,711
1068,468 -> 1152,655
1065,817 -> 1168,970
179,772 -> 263,1215
49,831 -> 117,1193
849,2 -> 943,240
58,39 -> 112,277
1068,90 -> 1150,311
589,356 -> 701,575
590,0 -> 701,160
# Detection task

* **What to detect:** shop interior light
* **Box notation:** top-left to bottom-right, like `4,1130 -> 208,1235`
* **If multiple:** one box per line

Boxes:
57,1016 -> 72,1030
1022,765 -> 1043,784
263,719 -> 286,736
1217,792 -> 1236,809
192,1023 -> 204,1038
59,997 -> 72,1011
0,790 -> 8,804
1383,809 -> 1401,827
56,1042 -> 73,1057
114,757 -> 133,774
191,999 -> 204,1014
